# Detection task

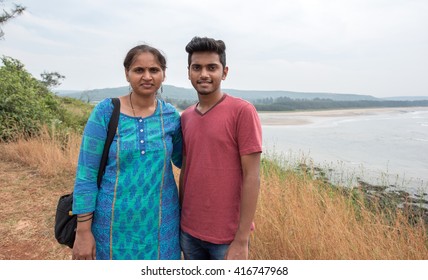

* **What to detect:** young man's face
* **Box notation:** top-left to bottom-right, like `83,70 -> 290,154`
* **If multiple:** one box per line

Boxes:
188,52 -> 228,96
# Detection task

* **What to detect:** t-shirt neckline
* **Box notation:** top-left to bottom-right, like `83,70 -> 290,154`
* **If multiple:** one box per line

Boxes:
194,94 -> 227,116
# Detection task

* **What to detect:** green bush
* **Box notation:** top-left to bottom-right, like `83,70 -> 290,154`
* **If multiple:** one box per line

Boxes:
0,56 -> 91,141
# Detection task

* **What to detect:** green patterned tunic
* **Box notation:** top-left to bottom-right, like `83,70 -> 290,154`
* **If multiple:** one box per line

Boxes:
72,98 -> 182,260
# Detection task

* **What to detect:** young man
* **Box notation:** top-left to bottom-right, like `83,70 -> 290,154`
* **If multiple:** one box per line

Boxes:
179,36 -> 262,260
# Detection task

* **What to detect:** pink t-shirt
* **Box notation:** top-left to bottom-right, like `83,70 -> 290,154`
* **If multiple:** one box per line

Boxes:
180,94 -> 262,244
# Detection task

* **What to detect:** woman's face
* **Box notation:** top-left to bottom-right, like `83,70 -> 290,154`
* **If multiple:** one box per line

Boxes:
125,52 -> 165,97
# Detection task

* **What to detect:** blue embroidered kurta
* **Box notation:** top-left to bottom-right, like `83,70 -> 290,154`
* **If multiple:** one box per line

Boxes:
72,98 -> 182,260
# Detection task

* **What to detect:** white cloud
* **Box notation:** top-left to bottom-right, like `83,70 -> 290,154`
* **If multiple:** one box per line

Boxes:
1,0 -> 427,97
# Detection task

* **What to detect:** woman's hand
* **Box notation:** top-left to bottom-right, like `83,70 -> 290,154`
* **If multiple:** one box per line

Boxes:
72,214 -> 96,260
72,229 -> 96,260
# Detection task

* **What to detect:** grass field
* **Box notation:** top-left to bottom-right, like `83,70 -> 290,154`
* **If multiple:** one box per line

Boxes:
0,130 -> 427,260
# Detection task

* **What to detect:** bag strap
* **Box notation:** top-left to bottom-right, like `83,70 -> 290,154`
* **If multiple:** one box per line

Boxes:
97,98 -> 120,188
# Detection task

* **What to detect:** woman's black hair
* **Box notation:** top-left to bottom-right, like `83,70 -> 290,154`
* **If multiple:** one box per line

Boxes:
123,45 -> 167,71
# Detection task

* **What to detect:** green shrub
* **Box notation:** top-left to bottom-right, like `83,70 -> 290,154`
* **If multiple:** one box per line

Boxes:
0,56 -> 92,141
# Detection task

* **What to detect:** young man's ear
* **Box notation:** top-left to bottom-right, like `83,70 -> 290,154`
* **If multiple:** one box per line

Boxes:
222,66 -> 229,80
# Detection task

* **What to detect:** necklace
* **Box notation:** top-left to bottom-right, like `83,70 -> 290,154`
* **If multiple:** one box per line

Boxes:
129,91 -> 157,117
129,91 -> 136,117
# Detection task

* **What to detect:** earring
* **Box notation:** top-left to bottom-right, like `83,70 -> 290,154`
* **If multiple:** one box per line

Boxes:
156,85 -> 163,96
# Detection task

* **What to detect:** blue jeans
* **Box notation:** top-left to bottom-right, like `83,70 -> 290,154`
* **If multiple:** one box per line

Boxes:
180,230 -> 230,260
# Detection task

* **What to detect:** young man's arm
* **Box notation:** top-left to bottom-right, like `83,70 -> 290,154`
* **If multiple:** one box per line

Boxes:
225,152 -> 261,260
179,155 -> 187,207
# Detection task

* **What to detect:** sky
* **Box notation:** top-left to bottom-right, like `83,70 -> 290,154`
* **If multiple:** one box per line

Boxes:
1,0 -> 428,98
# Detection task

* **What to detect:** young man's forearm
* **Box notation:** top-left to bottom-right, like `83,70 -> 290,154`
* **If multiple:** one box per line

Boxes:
227,153 -> 261,259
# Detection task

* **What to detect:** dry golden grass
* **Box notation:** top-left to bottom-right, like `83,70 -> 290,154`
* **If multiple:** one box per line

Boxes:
250,161 -> 428,259
0,129 -> 80,259
1,128 -> 81,177
1,131 -> 427,259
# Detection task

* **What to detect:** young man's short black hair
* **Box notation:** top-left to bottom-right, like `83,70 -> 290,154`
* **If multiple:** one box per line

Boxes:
185,36 -> 226,68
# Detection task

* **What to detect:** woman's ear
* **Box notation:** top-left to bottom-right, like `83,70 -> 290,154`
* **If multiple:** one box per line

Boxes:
125,69 -> 129,82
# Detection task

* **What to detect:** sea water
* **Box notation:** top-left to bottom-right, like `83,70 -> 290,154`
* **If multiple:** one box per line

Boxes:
261,109 -> 428,196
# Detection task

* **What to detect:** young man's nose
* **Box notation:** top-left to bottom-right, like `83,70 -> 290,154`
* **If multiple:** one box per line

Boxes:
200,68 -> 209,78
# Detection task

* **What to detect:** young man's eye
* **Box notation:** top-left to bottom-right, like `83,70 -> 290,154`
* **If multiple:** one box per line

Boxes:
191,65 -> 200,71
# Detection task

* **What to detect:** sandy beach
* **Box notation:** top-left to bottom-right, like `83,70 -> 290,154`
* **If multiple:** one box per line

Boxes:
258,107 -> 428,126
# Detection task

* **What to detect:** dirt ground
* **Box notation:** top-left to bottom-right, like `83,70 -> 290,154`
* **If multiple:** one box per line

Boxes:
0,160 -> 72,260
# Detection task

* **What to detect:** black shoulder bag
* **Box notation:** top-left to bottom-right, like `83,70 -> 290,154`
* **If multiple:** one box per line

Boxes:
54,98 -> 120,248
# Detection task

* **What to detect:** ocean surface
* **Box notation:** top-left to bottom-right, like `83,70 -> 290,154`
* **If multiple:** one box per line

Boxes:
261,108 -> 428,196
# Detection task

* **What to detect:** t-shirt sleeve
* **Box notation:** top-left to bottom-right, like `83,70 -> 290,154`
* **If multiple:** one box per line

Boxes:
237,103 -> 263,156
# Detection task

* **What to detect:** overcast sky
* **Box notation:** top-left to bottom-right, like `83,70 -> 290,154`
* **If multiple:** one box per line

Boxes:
1,0 -> 428,97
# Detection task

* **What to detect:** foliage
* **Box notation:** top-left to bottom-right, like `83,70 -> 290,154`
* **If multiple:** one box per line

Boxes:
0,1 -> 25,39
40,71 -> 65,89
57,96 -> 93,133
0,56 -> 92,142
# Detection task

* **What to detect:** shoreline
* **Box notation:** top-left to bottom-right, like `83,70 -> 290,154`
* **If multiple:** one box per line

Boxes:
296,163 -> 428,224
258,106 -> 428,126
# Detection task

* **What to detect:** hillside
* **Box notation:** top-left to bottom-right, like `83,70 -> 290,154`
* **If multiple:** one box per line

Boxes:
57,85 -> 428,103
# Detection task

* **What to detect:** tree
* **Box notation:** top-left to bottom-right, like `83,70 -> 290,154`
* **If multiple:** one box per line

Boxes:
0,1 -> 25,39
40,71 -> 66,89
0,56 -> 63,141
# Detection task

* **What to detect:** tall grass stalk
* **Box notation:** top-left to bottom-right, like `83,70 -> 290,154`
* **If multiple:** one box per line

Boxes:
0,127 -> 81,177
250,157 -> 428,259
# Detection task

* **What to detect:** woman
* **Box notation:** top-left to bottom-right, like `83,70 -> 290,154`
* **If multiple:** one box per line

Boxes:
71,45 -> 182,260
